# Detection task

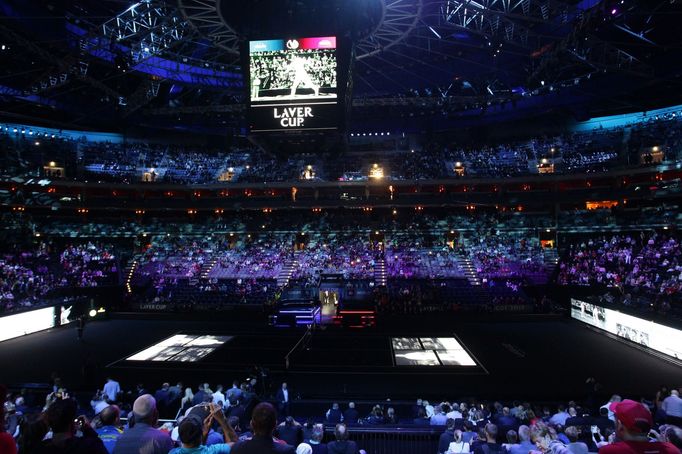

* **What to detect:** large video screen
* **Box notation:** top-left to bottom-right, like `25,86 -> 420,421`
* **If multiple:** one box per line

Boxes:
249,36 -> 337,132
0,307 -> 56,342
571,299 -> 682,360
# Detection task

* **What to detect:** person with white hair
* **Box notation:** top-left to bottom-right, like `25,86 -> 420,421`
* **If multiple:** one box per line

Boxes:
112,394 -> 173,454
662,389 -> 682,426
327,424 -> 358,454
600,395 -> 621,422
509,425 -> 536,454
296,443 -> 313,454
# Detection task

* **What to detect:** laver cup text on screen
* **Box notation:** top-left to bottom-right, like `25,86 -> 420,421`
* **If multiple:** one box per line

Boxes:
249,36 -> 338,132
274,106 -> 314,127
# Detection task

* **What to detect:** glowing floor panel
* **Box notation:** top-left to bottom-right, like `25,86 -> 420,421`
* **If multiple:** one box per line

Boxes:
126,334 -> 232,362
392,336 -> 477,367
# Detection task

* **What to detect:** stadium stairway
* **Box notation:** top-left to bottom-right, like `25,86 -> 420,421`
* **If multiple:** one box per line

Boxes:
374,257 -> 387,287
543,248 -> 559,273
123,258 -> 139,294
456,253 -> 481,286
200,258 -> 218,279
277,257 -> 298,287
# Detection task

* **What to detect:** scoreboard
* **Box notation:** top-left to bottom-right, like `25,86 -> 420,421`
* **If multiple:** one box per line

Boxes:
248,36 -> 338,132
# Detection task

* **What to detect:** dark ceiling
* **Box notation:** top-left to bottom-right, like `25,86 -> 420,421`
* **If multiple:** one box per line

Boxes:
0,0 -> 680,134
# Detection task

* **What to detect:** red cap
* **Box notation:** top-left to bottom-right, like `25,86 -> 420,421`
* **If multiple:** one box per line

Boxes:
609,399 -> 652,434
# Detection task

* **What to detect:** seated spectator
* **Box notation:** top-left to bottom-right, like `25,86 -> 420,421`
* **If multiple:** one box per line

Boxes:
599,400 -> 679,454
169,403 -> 237,454
327,424 -> 358,454
112,394 -> 173,454
228,416 -> 251,442
565,426 -> 588,454
308,424 -> 327,454
446,429 -> 470,454
36,397 -> 108,454
651,426 -> 682,451
473,423 -> 503,454
231,402 -> 295,453
296,443 -> 313,454
96,405 -> 123,454
509,425 -> 536,454
91,390 -> 110,416
503,430 -> 518,451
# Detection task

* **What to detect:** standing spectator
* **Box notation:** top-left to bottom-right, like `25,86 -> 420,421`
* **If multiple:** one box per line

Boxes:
439,419 -> 456,454
432,405 -> 449,426
169,403 -> 237,454
154,383 -> 171,415
343,403 -> 359,425
213,385 -> 226,408
662,390 -> 682,426
231,402 -> 295,453
599,400 -> 679,454
278,417 -> 303,447
277,383 -> 291,419
0,384 -> 17,454
35,397 -> 108,454
326,403 -> 343,424
113,394 -> 173,454
17,413 -> 48,454
549,405 -> 570,427
327,424 -> 358,454
96,405 -> 123,454
226,381 -> 243,403
103,377 -> 121,403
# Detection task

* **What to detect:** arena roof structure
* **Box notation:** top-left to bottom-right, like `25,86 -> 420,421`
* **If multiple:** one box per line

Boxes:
0,0 -> 680,133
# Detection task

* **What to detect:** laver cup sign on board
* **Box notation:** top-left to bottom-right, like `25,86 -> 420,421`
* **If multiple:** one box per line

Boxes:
249,36 -> 338,132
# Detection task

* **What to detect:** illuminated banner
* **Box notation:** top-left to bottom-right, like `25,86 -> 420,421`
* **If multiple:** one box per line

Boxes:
571,299 -> 682,360
249,36 -> 338,132
0,307 -> 55,342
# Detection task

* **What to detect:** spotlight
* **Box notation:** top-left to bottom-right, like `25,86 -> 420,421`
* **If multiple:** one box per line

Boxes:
88,309 -> 97,317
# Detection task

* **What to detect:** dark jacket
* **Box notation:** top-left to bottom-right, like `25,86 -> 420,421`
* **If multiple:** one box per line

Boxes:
438,429 -> 455,454
327,440 -> 358,454
231,434 -> 296,454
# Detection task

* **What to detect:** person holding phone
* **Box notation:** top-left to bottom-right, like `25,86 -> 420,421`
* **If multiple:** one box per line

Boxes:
35,397 -> 108,454
598,400 -> 679,454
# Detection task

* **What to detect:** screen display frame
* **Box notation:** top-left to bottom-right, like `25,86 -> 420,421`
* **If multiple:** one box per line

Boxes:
571,299 -> 682,361
248,36 -> 339,132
